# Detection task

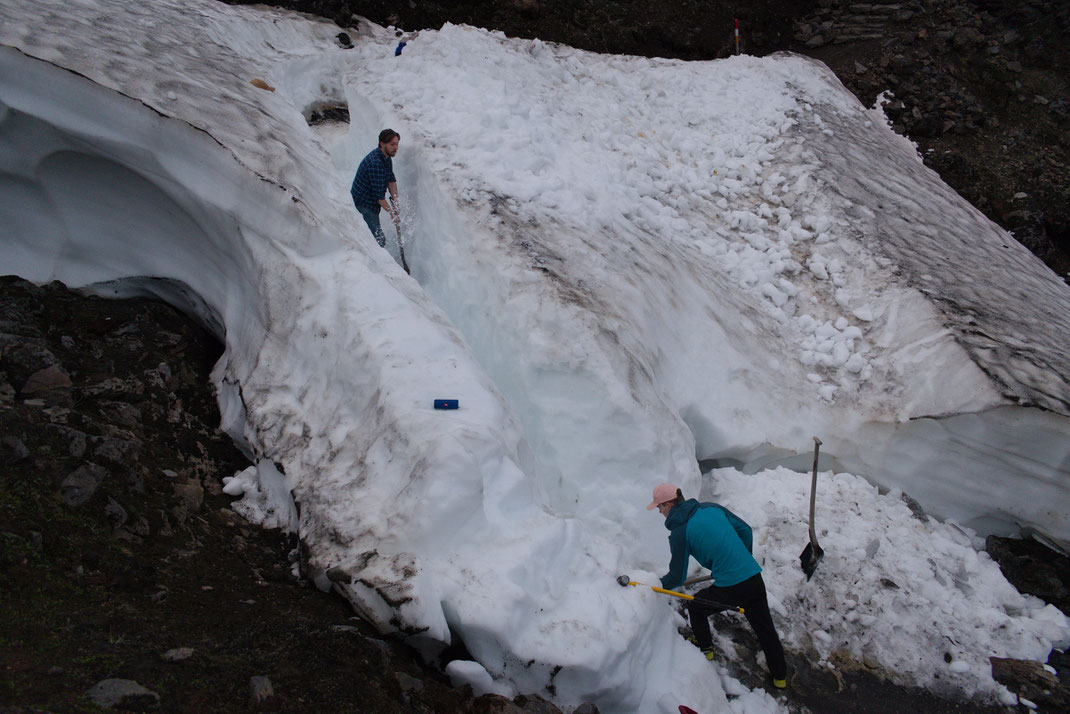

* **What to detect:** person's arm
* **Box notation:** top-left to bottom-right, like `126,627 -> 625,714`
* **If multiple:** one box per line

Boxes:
659,527 -> 689,590
378,193 -> 399,224
388,181 -> 399,223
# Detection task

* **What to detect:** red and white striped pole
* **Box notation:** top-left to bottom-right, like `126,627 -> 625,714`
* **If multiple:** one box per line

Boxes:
734,18 -> 740,55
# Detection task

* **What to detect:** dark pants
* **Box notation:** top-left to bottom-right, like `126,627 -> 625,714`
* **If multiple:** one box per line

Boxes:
356,204 -> 386,247
687,573 -> 787,679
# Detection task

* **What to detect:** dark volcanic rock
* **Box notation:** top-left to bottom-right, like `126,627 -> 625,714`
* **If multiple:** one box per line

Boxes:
991,656 -> 1070,712
986,535 -> 1070,615
60,463 -> 108,507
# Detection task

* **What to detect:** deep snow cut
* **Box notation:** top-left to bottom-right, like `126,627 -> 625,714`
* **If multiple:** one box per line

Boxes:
1,1 -> 1068,712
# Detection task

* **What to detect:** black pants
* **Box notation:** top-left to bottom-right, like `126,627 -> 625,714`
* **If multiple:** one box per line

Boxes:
686,573 -> 787,680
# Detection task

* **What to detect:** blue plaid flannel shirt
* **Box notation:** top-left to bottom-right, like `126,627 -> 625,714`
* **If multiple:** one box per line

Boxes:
350,147 -> 396,211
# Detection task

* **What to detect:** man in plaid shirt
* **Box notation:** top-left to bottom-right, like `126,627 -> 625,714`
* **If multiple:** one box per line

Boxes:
351,129 -> 400,248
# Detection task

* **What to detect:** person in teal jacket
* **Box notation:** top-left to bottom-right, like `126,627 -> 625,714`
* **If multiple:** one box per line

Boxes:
647,483 -> 787,688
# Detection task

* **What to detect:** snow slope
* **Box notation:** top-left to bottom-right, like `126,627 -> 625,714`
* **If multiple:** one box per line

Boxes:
1,1 -> 1068,711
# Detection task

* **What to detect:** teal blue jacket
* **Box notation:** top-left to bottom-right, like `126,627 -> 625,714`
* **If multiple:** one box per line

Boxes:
660,499 -> 760,590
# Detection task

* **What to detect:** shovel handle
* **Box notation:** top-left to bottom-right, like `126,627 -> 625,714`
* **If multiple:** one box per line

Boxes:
395,223 -> 410,274
808,436 -> 822,547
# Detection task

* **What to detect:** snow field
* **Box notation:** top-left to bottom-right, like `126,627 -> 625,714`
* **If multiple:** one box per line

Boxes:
3,2 -> 1069,713
353,27 -> 887,404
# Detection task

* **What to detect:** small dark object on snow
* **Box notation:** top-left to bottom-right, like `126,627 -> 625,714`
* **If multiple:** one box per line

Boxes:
433,399 -> 458,410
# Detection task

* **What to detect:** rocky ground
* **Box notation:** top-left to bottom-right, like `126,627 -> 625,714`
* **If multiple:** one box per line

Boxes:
791,0 -> 1069,278
1,275 -> 1067,714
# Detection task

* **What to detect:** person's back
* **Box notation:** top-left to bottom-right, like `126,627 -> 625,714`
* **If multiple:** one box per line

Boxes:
684,504 -> 761,588
661,499 -> 759,590
351,148 -> 388,211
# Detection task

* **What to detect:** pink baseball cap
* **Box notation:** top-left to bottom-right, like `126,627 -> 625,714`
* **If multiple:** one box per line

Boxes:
646,483 -> 679,510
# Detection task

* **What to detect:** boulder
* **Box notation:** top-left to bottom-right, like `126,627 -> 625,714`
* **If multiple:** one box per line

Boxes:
60,464 -> 108,507
85,678 -> 159,709
991,657 -> 1069,711
1,435 -> 30,463
172,479 -> 204,511
20,364 -> 71,394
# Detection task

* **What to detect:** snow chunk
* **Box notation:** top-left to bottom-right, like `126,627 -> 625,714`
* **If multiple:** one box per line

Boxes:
446,660 -> 517,698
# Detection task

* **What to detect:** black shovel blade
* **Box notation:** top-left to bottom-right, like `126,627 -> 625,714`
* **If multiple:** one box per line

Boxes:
800,541 -> 824,580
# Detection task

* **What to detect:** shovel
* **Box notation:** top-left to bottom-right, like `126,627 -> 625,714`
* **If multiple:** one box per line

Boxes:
799,435 -> 824,580
395,222 -> 410,274
616,575 -> 744,613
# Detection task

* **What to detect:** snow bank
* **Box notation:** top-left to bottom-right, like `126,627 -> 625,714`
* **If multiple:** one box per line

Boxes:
2,1 -> 1068,712
707,466 -> 1069,698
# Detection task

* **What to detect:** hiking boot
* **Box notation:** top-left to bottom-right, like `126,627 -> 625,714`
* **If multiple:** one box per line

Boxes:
772,677 -> 787,689
701,646 -> 716,662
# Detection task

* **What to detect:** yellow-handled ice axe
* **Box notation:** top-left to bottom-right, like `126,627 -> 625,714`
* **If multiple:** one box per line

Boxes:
616,575 -> 744,613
